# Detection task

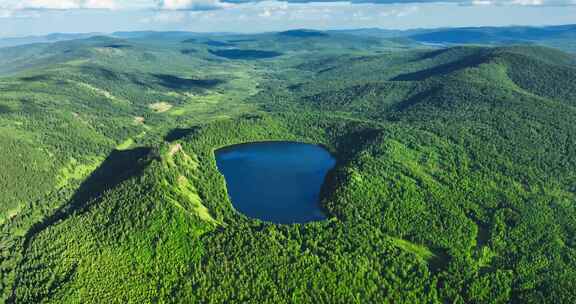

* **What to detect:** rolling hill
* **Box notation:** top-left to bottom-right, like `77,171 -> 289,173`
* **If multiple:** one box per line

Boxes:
1,28 -> 576,303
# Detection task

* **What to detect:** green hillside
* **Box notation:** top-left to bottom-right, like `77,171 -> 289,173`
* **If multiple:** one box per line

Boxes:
1,31 -> 576,303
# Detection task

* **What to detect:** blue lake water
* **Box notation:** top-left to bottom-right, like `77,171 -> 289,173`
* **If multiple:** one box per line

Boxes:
215,142 -> 336,224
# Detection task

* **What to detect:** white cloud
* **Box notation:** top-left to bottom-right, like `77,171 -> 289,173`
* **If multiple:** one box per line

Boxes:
156,0 -> 233,10
141,11 -> 187,22
0,0 -> 574,14
471,0 -> 493,5
13,0 -> 118,10
84,0 -> 118,8
0,0 -> 573,27
468,0 -> 575,5
377,5 -> 419,17
512,0 -> 544,4
0,9 -> 13,18
258,9 -> 272,16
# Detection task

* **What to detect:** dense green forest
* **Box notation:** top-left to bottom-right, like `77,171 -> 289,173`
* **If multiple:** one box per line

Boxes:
1,28 -> 576,303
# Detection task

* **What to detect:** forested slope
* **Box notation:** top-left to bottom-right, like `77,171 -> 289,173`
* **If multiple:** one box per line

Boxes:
256,45 -> 576,116
12,145 -> 217,302
1,33 -> 576,303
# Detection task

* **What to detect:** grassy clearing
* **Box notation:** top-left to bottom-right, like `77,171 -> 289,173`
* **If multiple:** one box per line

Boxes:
173,175 -> 218,225
116,138 -> 134,150
133,116 -> 145,125
163,144 -> 218,224
168,64 -> 261,118
0,204 -> 23,225
64,59 -> 90,66
71,80 -> 128,104
56,156 -> 103,189
388,236 -> 436,261
149,102 -> 173,113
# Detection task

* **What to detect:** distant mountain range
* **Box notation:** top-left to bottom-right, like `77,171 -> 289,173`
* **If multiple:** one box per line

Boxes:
0,33 -> 101,48
2,24 -> 575,52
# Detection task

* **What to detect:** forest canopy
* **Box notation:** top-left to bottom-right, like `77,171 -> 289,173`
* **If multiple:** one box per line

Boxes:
1,29 -> 575,303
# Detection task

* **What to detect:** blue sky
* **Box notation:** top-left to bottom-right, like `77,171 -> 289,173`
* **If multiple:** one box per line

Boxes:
0,0 -> 575,37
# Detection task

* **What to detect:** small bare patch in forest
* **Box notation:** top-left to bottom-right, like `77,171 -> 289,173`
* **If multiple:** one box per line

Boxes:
133,116 -> 145,124
148,102 -> 173,113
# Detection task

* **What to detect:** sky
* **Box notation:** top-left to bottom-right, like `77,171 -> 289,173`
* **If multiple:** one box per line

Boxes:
0,0 -> 575,37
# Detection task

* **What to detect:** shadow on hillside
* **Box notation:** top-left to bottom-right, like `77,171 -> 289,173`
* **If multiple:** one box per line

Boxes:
414,48 -> 452,62
181,49 -> 198,55
102,44 -> 132,49
164,127 -> 201,142
19,75 -> 51,82
204,40 -> 236,47
152,74 -> 223,90
277,30 -> 328,38
228,39 -> 257,43
208,49 -> 283,60
22,147 -> 156,249
79,66 -> 122,81
429,247 -> 451,274
393,54 -> 488,81
0,104 -> 13,114
392,87 -> 441,113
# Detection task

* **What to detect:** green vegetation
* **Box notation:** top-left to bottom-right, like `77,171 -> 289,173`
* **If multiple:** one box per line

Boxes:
1,28 -> 576,303
208,49 -> 283,60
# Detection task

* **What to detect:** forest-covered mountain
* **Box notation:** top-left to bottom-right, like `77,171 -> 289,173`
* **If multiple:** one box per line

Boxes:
1,26 -> 575,303
333,24 -> 576,52
2,24 -> 574,51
